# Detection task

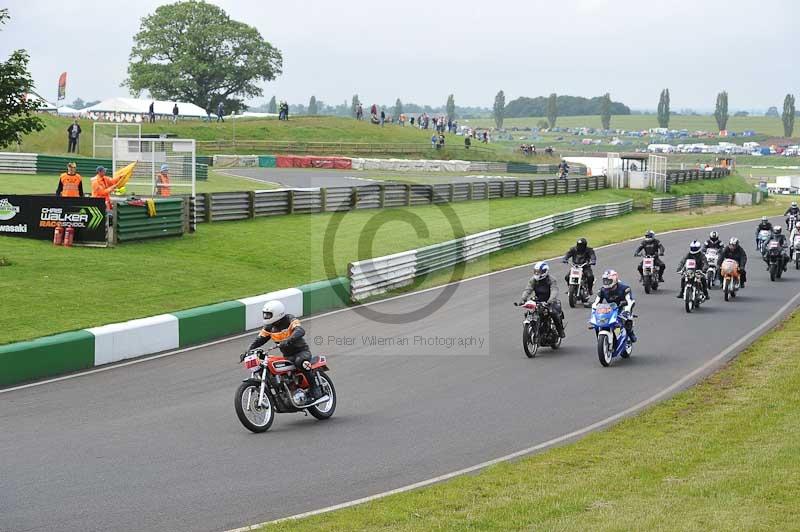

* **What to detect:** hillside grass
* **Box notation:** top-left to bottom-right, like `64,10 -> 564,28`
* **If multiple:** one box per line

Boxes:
669,172 -> 754,196
0,188 -> 786,345
264,307 -> 800,532
14,115 -> 546,163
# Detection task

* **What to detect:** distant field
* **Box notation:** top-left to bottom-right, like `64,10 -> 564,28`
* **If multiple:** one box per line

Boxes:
465,115 -> 789,137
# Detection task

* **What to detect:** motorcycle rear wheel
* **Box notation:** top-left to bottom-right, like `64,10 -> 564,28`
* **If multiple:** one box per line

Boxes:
235,382 -> 275,433
308,371 -> 337,420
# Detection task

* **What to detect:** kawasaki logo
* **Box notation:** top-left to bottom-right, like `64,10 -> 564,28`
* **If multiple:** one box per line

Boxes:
0,198 -> 20,221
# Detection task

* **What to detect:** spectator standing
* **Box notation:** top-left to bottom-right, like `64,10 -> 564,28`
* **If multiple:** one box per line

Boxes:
380,109 -> 385,127
172,103 -> 179,123
410,116 -> 415,126
148,101 -> 156,123
91,166 -> 120,211
465,136 -> 471,150
217,101 -> 225,122
56,162 -> 84,198
356,104 -> 363,120
438,133 -> 445,149
66,120 -> 81,153
431,133 -> 437,149
155,164 -> 171,197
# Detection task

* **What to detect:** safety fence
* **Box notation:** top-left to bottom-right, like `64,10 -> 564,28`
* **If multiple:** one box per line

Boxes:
349,200 -> 634,300
665,168 -> 729,187
652,194 -> 733,212
0,152 -> 209,180
112,198 -> 189,243
194,175 -> 608,222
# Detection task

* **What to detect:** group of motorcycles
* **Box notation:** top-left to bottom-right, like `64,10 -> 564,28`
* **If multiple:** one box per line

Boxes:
515,223 -> 785,368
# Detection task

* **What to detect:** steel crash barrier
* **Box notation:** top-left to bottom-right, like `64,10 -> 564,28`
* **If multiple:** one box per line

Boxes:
348,199 -> 634,300
0,152 -> 209,180
192,176 -> 608,222
651,194 -> 734,212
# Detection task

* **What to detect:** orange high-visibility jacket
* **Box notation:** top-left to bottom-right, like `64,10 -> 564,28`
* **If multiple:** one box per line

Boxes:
155,173 -> 171,197
57,173 -> 84,198
91,174 -> 119,210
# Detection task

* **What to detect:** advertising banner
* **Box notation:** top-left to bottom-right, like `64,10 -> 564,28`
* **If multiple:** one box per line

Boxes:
57,72 -> 67,101
0,195 -> 106,243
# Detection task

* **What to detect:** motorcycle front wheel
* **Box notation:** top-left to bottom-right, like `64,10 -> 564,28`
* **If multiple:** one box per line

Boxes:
568,286 -> 577,308
235,381 -> 275,433
723,278 -> 731,301
684,288 -> 694,313
643,274 -> 652,294
597,333 -> 612,367
308,371 -> 337,420
770,263 -> 778,282
523,322 -> 539,358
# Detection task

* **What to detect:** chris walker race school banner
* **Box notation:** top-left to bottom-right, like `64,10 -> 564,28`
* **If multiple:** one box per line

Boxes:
0,195 -> 106,242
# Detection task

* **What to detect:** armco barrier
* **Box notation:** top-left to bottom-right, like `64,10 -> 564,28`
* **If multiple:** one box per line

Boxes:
194,176 -> 608,222
0,152 -> 37,174
173,301 -> 246,347
652,194 -> 733,213
300,278 -> 350,315
349,200 -> 633,300
0,331 -> 95,387
113,198 -> 188,243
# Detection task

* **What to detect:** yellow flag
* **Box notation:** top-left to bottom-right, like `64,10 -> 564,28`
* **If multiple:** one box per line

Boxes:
114,162 -> 137,189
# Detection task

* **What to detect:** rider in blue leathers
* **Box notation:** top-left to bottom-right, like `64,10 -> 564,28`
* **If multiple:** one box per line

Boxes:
591,269 -> 637,342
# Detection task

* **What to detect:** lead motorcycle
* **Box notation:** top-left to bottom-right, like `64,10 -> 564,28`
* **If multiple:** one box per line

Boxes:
515,300 -> 562,358
681,258 -> 707,313
589,302 -> 634,367
235,346 -> 336,433
566,262 -> 591,307
720,258 -> 740,301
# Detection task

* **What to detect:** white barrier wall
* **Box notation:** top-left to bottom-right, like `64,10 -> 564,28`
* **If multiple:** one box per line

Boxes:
89,315 -> 179,366
238,288 -> 304,330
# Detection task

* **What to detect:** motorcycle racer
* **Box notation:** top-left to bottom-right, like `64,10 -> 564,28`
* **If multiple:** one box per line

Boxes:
591,270 -> 637,343
519,261 -> 566,338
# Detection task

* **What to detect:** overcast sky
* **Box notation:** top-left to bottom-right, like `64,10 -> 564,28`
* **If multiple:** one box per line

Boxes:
1,0 -> 797,111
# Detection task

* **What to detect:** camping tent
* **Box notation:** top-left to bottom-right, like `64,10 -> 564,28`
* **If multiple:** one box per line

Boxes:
83,97 -> 212,118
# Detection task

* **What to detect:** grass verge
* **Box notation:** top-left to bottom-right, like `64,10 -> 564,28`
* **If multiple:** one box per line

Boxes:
669,172 -> 754,196
263,308 -> 800,531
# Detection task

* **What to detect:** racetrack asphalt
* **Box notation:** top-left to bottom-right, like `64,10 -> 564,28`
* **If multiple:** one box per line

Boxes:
1,216 -> 798,532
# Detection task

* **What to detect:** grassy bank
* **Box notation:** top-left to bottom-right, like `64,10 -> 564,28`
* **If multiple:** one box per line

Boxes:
14,114 -> 542,163
670,172 -> 753,196
265,308 -> 800,531
0,187 -> 786,345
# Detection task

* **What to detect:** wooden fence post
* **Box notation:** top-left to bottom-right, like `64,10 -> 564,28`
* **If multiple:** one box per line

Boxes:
320,187 -> 327,212
248,191 -> 256,219
287,189 -> 295,214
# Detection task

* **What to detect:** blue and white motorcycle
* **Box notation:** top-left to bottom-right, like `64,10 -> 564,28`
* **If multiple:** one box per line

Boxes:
589,303 -> 633,367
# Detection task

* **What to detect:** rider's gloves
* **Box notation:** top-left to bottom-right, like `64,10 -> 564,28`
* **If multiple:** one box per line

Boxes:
239,352 -> 248,362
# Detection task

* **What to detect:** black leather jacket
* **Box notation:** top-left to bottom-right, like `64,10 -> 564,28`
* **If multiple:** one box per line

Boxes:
634,238 -> 665,257
563,246 -> 596,266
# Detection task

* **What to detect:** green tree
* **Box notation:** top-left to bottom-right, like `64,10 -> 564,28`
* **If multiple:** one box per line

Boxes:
71,97 -> 86,109
714,91 -> 729,131
765,106 -> 779,118
657,88 -> 670,128
782,94 -> 795,138
124,1 -> 282,113
308,95 -> 318,115
493,90 -> 505,129
600,92 -> 611,130
446,94 -> 456,121
267,95 -> 277,114
546,92 -> 558,128
394,98 -> 403,117
351,94 -> 360,117
0,9 -> 44,149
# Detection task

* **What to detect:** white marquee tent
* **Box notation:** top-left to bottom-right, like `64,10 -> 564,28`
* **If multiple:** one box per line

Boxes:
57,106 -> 80,116
83,97 -> 212,117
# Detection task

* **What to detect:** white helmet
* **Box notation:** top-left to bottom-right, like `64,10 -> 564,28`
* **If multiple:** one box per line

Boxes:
532,261 -> 550,281
261,300 -> 286,325
689,240 -> 702,254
